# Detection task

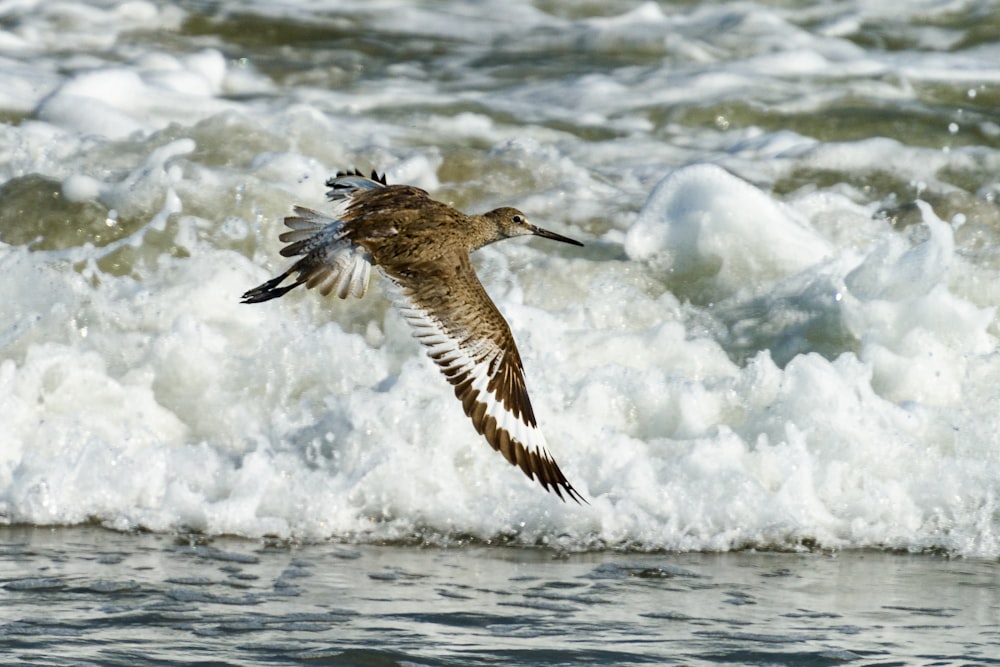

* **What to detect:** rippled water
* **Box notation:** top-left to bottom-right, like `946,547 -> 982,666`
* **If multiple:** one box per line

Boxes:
3,526 -> 999,665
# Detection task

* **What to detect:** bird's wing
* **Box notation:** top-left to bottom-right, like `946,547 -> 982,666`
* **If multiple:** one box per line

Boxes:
325,168 -> 388,201
241,169 -> 395,303
383,254 -> 584,503
241,182 -> 439,304
241,206 -> 373,302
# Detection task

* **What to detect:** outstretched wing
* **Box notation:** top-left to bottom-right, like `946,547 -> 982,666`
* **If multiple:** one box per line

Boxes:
241,170 -> 393,303
383,255 -> 585,503
241,206 -> 373,302
325,168 -> 388,201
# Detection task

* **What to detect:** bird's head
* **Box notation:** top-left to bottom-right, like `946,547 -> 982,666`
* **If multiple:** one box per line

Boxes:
484,207 -> 584,247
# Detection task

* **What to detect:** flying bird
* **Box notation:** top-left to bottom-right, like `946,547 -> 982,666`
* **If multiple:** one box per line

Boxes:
242,170 -> 585,502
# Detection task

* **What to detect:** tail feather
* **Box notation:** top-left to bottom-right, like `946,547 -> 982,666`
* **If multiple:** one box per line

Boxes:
241,201 -> 374,303
278,229 -> 320,247
283,205 -> 341,233
278,238 -> 310,257
304,243 -> 372,298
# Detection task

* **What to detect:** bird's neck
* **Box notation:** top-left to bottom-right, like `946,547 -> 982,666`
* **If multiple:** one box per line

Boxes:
464,215 -> 505,253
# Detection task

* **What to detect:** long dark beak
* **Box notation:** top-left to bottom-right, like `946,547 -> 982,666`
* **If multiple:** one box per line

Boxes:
530,224 -> 584,247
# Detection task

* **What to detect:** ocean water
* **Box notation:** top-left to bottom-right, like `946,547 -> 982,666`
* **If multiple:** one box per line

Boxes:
3,526 -> 1000,666
2,0 -> 1000,663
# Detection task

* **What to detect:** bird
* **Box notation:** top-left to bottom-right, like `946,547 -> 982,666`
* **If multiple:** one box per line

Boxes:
242,169 -> 586,503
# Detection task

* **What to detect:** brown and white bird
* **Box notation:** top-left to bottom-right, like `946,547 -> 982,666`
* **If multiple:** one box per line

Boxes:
242,169 -> 585,503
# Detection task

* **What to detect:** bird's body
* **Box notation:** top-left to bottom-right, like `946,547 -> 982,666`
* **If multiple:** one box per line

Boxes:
243,170 -> 585,502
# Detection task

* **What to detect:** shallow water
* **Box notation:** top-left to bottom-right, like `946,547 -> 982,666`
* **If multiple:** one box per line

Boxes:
2,526 -> 999,666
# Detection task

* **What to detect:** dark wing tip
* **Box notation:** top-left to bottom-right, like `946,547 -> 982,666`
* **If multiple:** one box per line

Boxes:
457,383 -> 586,504
535,451 -> 588,505
325,168 -> 388,188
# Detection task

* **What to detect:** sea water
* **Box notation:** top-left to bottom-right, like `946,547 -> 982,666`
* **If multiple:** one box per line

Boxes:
1,0 -> 1000,663
3,525 -> 1000,666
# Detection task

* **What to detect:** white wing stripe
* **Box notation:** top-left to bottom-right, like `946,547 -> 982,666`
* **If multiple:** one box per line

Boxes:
383,277 -> 549,455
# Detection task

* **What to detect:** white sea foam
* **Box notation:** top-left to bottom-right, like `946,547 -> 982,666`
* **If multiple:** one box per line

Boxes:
625,164 -> 833,301
1,0 -> 1000,556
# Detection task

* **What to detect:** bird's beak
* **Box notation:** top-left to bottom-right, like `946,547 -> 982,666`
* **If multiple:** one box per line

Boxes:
530,224 -> 584,247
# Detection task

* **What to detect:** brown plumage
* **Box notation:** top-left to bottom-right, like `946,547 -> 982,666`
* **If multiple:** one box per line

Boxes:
242,169 -> 586,503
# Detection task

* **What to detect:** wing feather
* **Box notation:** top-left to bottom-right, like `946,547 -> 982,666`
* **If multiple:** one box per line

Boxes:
382,256 -> 584,503
241,206 -> 374,303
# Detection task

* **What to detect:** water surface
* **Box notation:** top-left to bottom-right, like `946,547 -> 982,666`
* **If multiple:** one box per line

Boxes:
3,526 -> 998,665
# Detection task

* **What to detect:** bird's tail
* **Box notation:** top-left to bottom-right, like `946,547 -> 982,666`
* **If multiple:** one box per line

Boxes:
242,169 -> 386,304
241,205 -> 373,303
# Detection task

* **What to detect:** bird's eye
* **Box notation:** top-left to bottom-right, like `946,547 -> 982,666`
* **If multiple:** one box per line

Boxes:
512,214 -> 524,224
